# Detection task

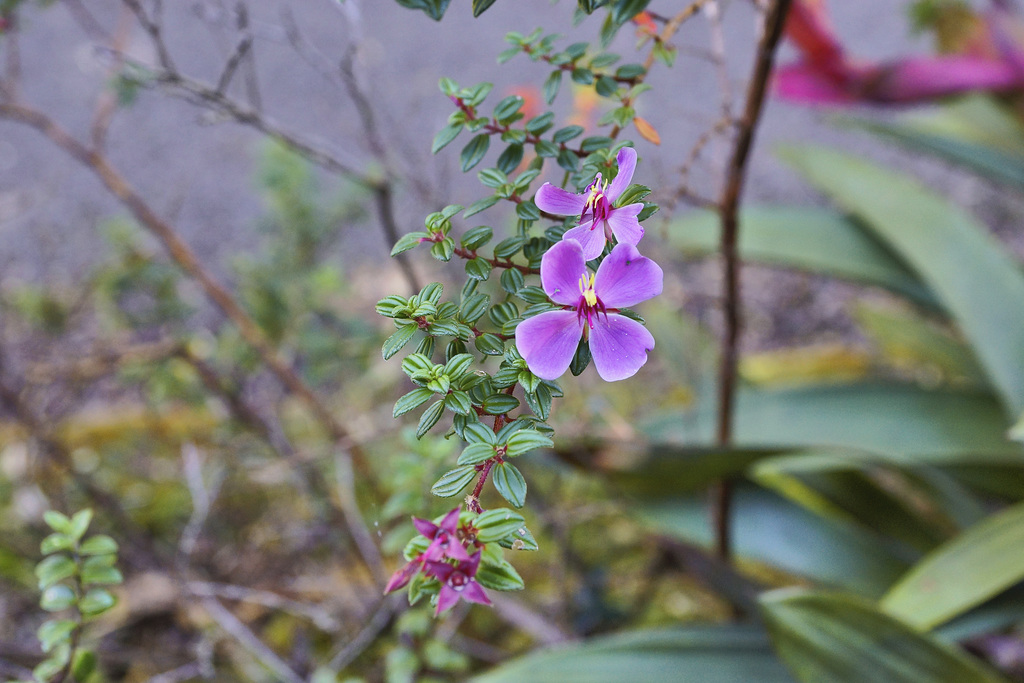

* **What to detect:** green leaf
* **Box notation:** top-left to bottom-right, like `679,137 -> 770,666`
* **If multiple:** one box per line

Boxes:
36,555 -> 76,590
760,588 -> 1005,683
41,584 -> 76,612
416,400 -> 446,438
496,144 -> 524,174
526,112 -> 555,134
391,231 -> 428,256
472,0 -> 498,17
492,462 -> 526,507
615,63 -> 646,80
475,333 -> 506,356
382,324 -> 417,361
431,466 -> 477,497
781,145 -> 1024,416
475,558 -> 525,591
471,627 -> 792,683
394,387 -> 434,417
458,443 -> 496,466
498,523 -> 539,551
666,207 -> 935,306
445,390 -> 473,416
37,619 -> 76,653
461,134 -> 491,172
881,500 -> 1024,630
581,135 -> 613,152
461,225 -> 494,250
79,534 -> 118,556
465,257 -> 493,281
841,96 -> 1024,191
43,511 -> 72,535
610,0 -> 651,26
71,649 -> 97,683
482,393 -> 520,415
493,95 -> 524,122
543,70 -> 563,104
500,268 -> 526,294
505,430 -> 553,457
552,125 -> 585,144
395,0 -> 452,20
515,200 -> 541,221
81,563 -> 123,587
41,533 -> 73,555
464,195 -> 501,218
474,509 -> 527,543
78,587 -> 117,617
432,123 -> 463,154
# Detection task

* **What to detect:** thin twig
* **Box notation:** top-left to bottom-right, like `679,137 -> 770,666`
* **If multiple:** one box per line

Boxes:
326,598 -> 397,671
122,0 -> 175,70
188,581 -> 339,631
712,0 -> 792,563
200,597 -> 304,683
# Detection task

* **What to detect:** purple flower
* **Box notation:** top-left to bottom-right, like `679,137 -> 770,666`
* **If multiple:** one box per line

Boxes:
534,147 -> 645,261
515,239 -> 662,382
384,507 -> 461,594
425,544 -> 492,615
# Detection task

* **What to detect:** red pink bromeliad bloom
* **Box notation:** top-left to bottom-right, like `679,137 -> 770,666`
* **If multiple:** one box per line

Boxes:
778,0 -> 1024,105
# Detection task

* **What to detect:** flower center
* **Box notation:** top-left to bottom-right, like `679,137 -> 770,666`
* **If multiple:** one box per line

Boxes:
580,173 -> 611,227
449,571 -> 468,590
576,272 -> 606,333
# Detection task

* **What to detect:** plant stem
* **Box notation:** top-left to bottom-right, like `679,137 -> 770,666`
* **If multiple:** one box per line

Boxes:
713,0 -> 792,563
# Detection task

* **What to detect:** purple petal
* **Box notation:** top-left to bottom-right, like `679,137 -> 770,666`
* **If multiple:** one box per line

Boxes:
876,56 -> 1022,102
541,239 -> 587,305
590,313 -> 655,382
562,222 -> 606,261
464,550 -> 483,575
605,203 -> 644,247
446,540 -> 471,562
606,147 -> 637,201
462,580 -> 492,606
384,561 -> 419,594
535,183 -> 586,216
436,585 -> 460,615
515,311 -> 582,380
594,243 -> 663,308
438,507 -> 460,534
426,560 -> 454,582
412,517 -> 439,539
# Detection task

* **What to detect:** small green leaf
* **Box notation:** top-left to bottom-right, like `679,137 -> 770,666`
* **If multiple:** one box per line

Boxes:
482,393 -> 520,416
493,95 -> 524,122
445,390 -> 473,416
475,333 -> 506,356
458,442 -> 496,466
556,147 -> 579,172
41,533 -> 74,555
391,231 -> 428,256
466,257 -> 493,281
37,619 -> 76,653
81,564 -> 123,587
515,200 -> 541,221
432,123 -> 463,154
443,354 -> 474,378
534,139 -> 559,158
506,430 -> 553,457
394,388 -> 434,418
499,524 -> 539,551
496,144 -> 525,174
464,195 -> 501,218
580,135 -> 613,152
476,557 -> 525,591
615,63 -> 646,80
500,268 -> 526,294
570,338 -> 591,376
464,422 -> 498,445
71,649 -> 97,683
41,585 -> 76,612
543,70 -> 563,104
552,125 -> 584,144
36,555 -> 76,590
526,112 -> 555,134
79,534 -> 118,556
417,400 -> 447,438
78,588 -> 116,617
492,462 -> 527,507
461,134 -> 491,172
382,324 -> 418,361
461,225 -> 494,250
431,466 -> 478,497
460,293 -> 490,323
43,511 -> 72,535
475,509 -> 526,543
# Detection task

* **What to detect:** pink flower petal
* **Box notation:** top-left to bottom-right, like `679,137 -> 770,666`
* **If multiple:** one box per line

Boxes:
590,313 -> 655,381
594,243 -> 663,309
461,580 -> 492,606
562,222 -> 606,261
384,561 -> 419,594
412,517 -> 439,539
515,310 -> 582,380
446,540 -> 471,562
436,585 -> 460,615
541,239 -> 587,305
438,507 -> 460,534
535,183 -> 586,216
605,203 -> 644,248
606,147 -> 637,202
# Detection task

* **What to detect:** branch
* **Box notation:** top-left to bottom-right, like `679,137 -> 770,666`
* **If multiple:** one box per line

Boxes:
712,0 -> 792,563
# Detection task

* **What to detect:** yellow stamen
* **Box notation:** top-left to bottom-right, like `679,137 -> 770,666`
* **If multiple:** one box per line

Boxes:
579,272 -> 597,306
